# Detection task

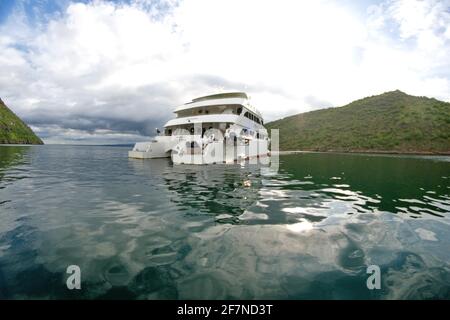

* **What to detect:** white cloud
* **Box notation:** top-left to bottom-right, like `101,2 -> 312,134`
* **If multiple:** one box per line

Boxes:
365,0 -> 450,97
0,0 -> 449,143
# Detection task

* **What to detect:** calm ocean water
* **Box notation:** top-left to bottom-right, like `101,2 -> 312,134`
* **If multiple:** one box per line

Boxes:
0,145 -> 449,299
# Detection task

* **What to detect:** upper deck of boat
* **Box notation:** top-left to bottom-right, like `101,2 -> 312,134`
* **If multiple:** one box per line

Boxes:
174,92 -> 262,118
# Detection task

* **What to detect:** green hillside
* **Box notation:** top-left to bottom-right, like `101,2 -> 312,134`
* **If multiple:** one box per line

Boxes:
0,98 -> 43,145
266,90 -> 450,154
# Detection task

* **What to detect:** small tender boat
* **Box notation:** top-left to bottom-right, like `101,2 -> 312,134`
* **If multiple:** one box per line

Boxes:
128,92 -> 270,164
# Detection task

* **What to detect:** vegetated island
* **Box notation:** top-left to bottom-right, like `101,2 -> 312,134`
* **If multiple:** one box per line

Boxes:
266,90 -> 450,155
0,98 -> 43,145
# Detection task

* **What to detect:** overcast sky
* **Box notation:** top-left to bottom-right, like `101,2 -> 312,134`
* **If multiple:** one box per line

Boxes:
0,0 -> 449,144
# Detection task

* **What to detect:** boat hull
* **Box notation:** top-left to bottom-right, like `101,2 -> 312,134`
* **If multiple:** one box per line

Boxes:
128,137 -> 173,159
129,137 -> 269,164
128,150 -> 170,159
171,138 -> 269,165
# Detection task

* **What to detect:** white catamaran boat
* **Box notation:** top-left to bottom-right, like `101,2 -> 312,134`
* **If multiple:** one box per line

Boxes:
128,92 -> 270,165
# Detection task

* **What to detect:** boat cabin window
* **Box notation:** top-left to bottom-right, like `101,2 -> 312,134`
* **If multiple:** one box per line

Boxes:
176,105 -> 243,118
243,109 -> 263,125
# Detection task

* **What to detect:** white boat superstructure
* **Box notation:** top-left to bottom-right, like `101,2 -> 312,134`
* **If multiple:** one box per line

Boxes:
128,92 -> 270,165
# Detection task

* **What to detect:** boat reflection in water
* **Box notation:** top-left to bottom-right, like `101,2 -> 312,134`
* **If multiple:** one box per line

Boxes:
128,157 -> 267,225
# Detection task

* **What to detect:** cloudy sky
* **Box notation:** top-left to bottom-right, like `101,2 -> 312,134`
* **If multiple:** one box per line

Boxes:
0,0 -> 449,144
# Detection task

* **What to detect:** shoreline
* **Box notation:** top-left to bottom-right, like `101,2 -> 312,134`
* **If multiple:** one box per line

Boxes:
1,144 -> 449,156
274,150 -> 450,156
0,143 -> 44,146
